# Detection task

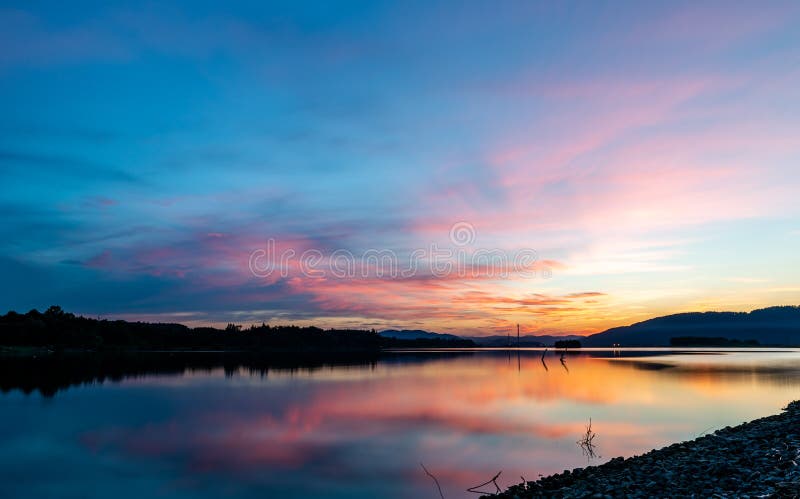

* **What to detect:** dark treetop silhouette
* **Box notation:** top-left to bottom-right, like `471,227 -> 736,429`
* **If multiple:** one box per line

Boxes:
0,306 -> 475,353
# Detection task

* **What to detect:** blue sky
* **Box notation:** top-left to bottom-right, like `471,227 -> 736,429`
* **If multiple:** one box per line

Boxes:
2,1 -> 800,334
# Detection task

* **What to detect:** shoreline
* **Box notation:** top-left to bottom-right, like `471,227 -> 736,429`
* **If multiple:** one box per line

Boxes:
491,401 -> 800,498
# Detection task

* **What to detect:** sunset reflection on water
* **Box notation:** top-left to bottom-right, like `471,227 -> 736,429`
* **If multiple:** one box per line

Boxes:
2,349 -> 800,498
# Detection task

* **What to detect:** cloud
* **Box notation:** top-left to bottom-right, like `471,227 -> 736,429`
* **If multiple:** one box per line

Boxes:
2,1 -> 799,332
725,277 -> 771,284
0,9 -> 132,66
0,150 -> 141,184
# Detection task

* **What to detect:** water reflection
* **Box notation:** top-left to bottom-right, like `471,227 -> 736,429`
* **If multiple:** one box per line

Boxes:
1,349 -> 800,498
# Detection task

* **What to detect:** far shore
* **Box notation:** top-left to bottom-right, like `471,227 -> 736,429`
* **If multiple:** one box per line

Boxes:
491,401 -> 800,498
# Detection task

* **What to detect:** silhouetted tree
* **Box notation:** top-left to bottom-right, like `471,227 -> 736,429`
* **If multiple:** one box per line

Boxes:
0,307 -> 475,352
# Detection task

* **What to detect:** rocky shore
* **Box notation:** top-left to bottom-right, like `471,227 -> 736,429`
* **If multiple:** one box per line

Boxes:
490,401 -> 800,498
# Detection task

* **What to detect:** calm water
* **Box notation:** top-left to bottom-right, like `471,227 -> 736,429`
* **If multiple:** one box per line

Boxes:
2,348 -> 800,498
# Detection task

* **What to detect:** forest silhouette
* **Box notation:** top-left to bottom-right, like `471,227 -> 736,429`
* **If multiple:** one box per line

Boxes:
0,306 -> 475,353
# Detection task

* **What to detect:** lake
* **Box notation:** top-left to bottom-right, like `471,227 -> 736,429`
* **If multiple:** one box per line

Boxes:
2,348 -> 800,498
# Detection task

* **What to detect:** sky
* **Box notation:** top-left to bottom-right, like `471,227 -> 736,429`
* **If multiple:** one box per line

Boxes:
1,1 -> 800,335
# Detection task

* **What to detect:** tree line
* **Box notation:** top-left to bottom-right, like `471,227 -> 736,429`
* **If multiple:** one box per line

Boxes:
0,306 -> 474,353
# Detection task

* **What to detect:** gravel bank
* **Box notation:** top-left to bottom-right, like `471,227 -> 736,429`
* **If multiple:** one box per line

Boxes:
490,401 -> 800,498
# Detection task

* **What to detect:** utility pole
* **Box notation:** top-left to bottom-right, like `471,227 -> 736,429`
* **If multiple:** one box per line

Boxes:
517,323 -> 520,347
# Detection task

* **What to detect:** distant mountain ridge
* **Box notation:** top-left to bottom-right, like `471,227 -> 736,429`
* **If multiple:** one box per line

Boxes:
584,306 -> 800,347
379,329 -> 463,341
471,334 -> 584,347
391,306 -> 800,347
381,329 -> 584,347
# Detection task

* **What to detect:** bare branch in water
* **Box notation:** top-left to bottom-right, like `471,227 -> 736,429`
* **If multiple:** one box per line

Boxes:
467,470 -> 503,495
577,418 -> 599,459
420,463 -> 445,499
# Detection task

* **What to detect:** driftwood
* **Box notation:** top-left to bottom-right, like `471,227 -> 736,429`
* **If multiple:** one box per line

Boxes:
420,463 -> 445,499
577,418 -> 599,459
467,470 -> 503,495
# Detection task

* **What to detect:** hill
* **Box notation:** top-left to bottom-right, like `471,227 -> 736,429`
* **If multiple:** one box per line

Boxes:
471,334 -> 584,347
583,306 -> 800,347
379,329 -> 463,341
381,330 -> 584,347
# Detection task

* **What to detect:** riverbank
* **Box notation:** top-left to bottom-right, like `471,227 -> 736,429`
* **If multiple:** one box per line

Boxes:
491,401 -> 800,498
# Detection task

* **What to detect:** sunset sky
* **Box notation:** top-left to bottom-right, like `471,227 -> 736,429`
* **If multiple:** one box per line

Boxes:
2,1 -> 800,335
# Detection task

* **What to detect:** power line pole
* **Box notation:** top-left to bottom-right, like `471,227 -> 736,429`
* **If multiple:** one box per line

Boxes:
517,323 -> 520,347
